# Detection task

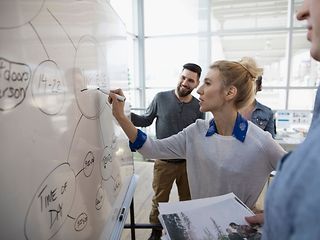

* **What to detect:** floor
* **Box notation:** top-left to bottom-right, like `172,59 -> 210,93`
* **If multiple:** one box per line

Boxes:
120,160 -> 268,240
120,160 -> 179,240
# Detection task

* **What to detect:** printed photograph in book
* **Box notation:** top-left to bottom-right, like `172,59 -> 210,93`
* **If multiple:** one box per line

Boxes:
161,197 -> 261,240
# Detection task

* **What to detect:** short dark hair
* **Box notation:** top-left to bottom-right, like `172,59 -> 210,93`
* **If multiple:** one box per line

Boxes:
183,63 -> 202,79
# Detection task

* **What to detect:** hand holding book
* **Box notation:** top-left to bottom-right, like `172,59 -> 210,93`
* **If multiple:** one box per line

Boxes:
158,193 -> 262,240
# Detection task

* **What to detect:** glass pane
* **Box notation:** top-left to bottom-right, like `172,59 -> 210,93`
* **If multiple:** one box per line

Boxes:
110,0 -> 134,33
211,0 -> 288,31
145,37 -> 200,88
256,89 -> 286,110
130,105 -> 157,137
290,31 -> 320,87
125,89 -> 141,109
288,89 -> 317,110
144,0 -> 201,35
212,33 -> 287,86
127,37 -> 139,89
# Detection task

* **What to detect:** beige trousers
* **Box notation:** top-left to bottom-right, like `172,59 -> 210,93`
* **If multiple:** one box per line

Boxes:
149,159 -> 191,225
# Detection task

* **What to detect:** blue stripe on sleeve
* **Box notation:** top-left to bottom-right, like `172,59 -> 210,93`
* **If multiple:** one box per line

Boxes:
129,129 -> 147,152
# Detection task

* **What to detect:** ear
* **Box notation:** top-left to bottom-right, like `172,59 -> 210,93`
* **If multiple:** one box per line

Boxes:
225,86 -> 237,101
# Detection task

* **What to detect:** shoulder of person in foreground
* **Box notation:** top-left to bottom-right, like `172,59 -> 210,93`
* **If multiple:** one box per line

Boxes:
263,122 -> 320,239
288,125 -> 320,238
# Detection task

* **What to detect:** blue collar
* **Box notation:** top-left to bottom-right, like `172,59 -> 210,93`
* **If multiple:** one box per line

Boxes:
205,113 -> 248,142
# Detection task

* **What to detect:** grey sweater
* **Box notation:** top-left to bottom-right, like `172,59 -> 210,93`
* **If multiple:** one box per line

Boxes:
131,90 -> 205,139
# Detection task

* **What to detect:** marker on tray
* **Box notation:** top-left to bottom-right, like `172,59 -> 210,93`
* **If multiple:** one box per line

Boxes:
118,207 -> 126,221
81,88 -> 126,102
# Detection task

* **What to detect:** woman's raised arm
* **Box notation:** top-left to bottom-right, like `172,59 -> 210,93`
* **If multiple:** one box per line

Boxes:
109,89 -> 138,143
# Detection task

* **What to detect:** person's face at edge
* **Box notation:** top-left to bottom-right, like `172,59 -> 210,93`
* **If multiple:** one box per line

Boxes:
297,0 -> 320,61
176,69 -> 199,97
196,68 -> 227,113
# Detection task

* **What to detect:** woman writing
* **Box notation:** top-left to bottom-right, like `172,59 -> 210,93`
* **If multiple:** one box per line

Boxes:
109,57 -> 286,209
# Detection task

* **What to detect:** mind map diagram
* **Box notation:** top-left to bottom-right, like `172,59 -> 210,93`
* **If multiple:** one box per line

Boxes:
0,1 -> 133,240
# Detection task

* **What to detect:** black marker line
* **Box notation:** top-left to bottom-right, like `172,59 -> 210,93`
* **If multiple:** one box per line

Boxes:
29,22 -> 50,59
67,214 -> 76,220
75,168 -> 85,178
47,8 -> 76,50
1,1 -> 45,30
80,88 -> 87,92
31,59 -> 65,116
37,184 -> 48,198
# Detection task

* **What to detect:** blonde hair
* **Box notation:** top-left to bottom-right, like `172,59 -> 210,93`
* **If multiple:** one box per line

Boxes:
210,57 -> 263,109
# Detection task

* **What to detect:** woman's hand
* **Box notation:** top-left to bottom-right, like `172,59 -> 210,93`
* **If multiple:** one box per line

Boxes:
108,89 -> 138,143
109,89 -> 126,121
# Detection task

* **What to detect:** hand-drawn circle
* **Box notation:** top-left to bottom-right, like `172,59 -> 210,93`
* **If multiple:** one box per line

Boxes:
0,57 -> 32,111
74,212 -> 88,232
31,60 -> 66,115
100,146 -> 113,181
95,186 -> 105,210
0,0 -> 45,29
73,35 -> 108,119
83,151 -> 95,177
113,174 -> 122,193
24,163 -> 76,240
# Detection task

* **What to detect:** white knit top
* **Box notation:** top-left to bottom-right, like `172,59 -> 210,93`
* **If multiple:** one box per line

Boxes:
138,119 -> 286,208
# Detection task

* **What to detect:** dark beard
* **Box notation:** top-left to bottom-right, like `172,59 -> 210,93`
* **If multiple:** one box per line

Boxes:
176,85 -> 192,97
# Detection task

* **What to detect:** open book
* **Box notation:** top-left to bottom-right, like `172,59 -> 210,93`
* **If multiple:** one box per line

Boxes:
158,193 -> 262,240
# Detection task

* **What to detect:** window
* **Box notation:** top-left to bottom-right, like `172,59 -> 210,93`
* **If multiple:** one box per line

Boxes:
144,0 -> 201,35
120,0 -> 317,123
145,37 -> 200,88
211,0 -> 288,31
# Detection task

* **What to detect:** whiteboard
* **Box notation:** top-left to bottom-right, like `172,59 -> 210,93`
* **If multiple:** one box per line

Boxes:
0,0 -> 135,239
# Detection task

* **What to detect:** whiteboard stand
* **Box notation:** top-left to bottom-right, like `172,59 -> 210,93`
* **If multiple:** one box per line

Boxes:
109,174 -> 139,240
124,199 -> 162,240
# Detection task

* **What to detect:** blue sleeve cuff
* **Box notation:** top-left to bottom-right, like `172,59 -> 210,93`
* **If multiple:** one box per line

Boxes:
129,129 -> 147,152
